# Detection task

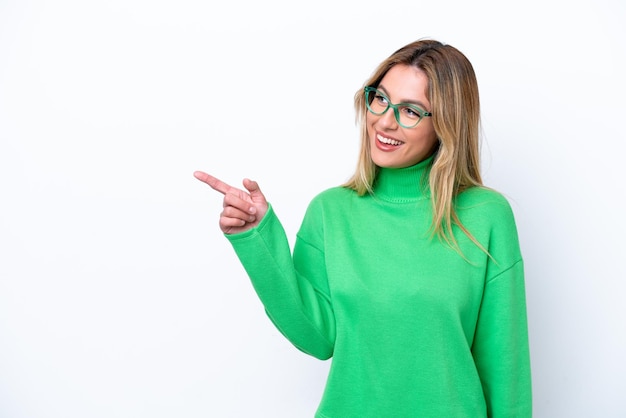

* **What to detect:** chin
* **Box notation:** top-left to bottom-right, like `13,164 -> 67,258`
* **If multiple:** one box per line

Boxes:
372,156 -> 404,169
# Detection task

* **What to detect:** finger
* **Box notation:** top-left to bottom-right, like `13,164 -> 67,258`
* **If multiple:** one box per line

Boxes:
219,215 -> 248,229
193,171 -> 232,195
223,192 -> 257,215
222,206 -> 256,223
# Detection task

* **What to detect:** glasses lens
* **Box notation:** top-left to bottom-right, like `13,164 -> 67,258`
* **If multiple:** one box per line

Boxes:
365,88 -> 388,115
397,105 -> 421,128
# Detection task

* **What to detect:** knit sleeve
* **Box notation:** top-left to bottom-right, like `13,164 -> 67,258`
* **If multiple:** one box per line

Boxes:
225,204 -> 335,360
472,260 -> 532,417
464,191 -> 532,417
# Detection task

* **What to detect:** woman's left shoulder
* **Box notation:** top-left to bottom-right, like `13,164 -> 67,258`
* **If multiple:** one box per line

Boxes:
456,186 -> 517,223
457,186 -> 510,204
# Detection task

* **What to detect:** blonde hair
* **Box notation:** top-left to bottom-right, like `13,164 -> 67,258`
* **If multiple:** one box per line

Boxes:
344,39 -> 486,254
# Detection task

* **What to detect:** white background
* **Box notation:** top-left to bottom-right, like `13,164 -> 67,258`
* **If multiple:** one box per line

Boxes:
1,0 -> 625,417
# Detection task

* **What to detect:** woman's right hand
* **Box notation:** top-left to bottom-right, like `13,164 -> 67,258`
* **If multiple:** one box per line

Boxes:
193,171 -> 269,234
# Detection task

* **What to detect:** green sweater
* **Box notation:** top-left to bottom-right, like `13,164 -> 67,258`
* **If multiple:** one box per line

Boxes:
226,157 -> 532,418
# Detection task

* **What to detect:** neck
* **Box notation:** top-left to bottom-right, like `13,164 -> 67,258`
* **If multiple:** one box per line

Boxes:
372,156 -> 433,203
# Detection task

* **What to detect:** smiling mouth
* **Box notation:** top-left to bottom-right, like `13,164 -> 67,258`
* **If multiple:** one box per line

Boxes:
377,133 -> 403,146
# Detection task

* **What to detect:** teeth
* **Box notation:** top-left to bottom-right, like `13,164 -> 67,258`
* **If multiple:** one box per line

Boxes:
377,134 -> 402,146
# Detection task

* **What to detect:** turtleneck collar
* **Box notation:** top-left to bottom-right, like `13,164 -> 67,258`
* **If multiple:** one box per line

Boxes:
372,155 -> 434,203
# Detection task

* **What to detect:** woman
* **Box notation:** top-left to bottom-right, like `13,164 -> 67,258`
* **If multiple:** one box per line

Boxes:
194,38 -> 532,417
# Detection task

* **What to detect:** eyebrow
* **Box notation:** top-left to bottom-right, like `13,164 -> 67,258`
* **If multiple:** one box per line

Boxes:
377,85 -> 430,110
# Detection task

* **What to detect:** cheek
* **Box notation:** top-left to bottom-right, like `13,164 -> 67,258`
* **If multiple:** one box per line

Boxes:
413,125 -> 437,145
421,133 -> 439,154
365,113 -> 374,129
366,112 -> 381,133
365,117 -> 375,138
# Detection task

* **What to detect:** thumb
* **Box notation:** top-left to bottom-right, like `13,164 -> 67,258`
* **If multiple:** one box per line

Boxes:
242,178 -> 260,193
242,178 -> 266,202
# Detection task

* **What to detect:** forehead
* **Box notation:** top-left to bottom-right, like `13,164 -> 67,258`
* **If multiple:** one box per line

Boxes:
379,64 -> 430,103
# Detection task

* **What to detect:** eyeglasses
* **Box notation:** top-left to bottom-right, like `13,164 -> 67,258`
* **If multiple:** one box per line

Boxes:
364,86 -> 432,128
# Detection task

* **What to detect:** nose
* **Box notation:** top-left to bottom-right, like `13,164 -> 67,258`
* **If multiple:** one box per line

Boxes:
378,107 -> 399,129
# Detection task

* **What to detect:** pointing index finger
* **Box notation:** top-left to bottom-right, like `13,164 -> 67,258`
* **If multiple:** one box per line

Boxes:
193,171 -> 232,195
